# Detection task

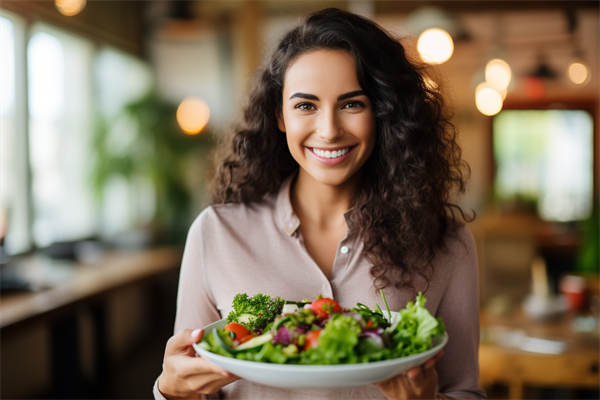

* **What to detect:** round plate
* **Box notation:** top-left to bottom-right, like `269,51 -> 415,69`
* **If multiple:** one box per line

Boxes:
192,312 -> 448,389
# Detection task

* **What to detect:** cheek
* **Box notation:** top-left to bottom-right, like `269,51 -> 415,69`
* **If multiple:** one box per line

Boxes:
285,117 -> 313,147
356,116 -> 377,149
287,116 -> 312,138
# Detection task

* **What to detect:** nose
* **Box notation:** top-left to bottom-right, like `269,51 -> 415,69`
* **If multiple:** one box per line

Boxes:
316,110 -> 344,143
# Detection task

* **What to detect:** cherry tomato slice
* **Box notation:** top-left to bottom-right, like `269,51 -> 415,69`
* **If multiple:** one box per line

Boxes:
310,298 -> 343,318
305,330 -> 321,350
238,334 -> 255,344
225,322 -> 251,340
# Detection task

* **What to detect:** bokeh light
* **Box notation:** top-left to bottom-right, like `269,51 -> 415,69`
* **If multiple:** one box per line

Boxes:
55,0 -> 87,17
475,83 -> 503,116
485,59 -> 512,91
417,28 -> 454,64
568,59 -> 590,85
176,96 -> 210,135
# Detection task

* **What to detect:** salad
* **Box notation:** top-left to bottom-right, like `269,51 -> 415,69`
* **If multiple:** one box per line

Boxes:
197,290 -> 445,365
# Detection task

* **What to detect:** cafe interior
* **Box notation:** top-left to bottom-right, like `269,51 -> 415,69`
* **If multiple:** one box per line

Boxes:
0,1 -> 598,399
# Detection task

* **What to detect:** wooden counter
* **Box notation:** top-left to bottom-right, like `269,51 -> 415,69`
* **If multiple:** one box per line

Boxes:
0,246 -> 183,328
0,247 -> 183,398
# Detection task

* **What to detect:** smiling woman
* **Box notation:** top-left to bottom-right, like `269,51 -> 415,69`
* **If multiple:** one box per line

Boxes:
156,7 -> 484,400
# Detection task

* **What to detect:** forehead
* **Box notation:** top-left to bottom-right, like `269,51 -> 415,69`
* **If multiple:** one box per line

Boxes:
283,50 -> 360,94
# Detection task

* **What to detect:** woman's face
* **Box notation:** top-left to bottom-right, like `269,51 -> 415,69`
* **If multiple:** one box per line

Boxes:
277,50 -> 376,187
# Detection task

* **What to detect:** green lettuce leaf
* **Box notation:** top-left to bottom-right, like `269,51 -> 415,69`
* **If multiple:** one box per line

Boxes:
301,314 -> 362,365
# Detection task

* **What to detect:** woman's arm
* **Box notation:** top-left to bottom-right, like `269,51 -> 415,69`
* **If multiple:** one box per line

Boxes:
155,209 -> 239,399
376,225 -> 486,400
434,225 -> 487,399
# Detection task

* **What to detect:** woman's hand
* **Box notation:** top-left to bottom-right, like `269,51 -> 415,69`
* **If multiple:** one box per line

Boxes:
375,350 -> 444,400
157,329 -> 240,399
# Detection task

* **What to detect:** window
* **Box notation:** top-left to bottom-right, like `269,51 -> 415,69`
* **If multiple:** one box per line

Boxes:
1,11 -> 29,255
27,23 -> 97,247
493,109 -> 594,221
1,11 -> 154,254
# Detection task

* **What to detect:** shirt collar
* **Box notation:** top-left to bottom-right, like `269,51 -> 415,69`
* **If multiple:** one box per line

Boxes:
276,172 -> 355,237
276,173 -> 300,236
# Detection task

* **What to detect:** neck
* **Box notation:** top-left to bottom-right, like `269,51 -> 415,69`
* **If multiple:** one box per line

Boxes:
290,169 -> 358,230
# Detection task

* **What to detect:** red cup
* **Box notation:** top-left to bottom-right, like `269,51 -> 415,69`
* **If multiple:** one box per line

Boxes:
560,275 -> 588,312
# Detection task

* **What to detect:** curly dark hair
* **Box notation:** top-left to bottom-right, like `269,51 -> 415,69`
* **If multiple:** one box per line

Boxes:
210,8 -> 472,292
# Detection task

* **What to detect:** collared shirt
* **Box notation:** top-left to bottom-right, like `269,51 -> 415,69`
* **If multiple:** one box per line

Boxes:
154,174 -> 486,399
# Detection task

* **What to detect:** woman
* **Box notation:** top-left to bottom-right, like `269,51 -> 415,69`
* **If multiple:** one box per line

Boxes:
155,8 -> 486,400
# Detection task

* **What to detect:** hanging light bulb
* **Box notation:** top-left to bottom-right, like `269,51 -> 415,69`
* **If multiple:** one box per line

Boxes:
568,58 -> 591,85
475,83 -> 503,116
55,0 -> 86,16
485,59 -> 512,91
417,28 -> 454,64
177,96 -> 210,135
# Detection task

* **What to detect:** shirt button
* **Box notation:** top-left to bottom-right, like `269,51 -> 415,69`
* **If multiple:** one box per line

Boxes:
340,246 -> 349,254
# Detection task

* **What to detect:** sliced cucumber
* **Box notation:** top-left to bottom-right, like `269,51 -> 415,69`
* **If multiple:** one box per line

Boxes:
212,328 -> 236,353
235,332 -> 273,350
211,328 -> 273,354
272,315 -> 291,331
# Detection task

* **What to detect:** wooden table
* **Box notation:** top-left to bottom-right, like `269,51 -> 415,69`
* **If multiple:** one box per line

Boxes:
0,247 -> 183,398
479,310 -> 600,399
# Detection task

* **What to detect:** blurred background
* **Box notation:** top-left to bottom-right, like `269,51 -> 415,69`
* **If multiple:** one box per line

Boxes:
0,1 -> 598,399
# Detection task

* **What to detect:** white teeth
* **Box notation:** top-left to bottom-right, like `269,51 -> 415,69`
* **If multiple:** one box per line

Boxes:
313,147 -> 351,159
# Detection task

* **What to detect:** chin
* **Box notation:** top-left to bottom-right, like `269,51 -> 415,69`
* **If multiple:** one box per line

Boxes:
306,167 -> 353,187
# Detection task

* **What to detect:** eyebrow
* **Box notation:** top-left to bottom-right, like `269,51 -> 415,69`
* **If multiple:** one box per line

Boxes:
288,90 -> 366,101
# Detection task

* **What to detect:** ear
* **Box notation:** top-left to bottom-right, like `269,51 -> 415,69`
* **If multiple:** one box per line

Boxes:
276,110 -> 286,133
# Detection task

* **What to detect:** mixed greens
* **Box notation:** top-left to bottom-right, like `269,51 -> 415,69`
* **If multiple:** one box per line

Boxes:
197,290 -> 445,365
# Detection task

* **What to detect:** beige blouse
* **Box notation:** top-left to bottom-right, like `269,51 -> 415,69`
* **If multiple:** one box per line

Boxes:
154,174 -> 486,399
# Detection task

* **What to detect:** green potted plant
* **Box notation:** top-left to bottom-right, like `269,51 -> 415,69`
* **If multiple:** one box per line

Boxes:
91,91 -> 214,245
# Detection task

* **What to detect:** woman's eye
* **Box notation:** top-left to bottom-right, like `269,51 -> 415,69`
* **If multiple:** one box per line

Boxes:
343,101 -> 364,109
296,103 -> 315,111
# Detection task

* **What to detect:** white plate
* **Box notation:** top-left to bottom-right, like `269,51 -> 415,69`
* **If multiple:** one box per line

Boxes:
193,312 -> 448,389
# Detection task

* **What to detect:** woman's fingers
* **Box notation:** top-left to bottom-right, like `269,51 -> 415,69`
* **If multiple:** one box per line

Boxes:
184,371 -> 240,394
423,349 -> 444,370
178,353 -> 235,378
407,364 -> 438,397
165,328 -> 204,356
406,366 -> 425,387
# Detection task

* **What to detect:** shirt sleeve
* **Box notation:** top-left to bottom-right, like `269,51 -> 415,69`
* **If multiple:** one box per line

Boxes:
435,225 -> 487,399
174,207 -> 223,334
153,208 -> 224,400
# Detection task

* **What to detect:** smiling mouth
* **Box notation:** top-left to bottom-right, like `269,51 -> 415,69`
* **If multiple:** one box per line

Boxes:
307,146 -> 355,159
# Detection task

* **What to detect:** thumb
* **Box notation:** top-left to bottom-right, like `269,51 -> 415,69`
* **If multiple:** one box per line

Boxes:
166,328 -> 204,355
190,328 -> 205,343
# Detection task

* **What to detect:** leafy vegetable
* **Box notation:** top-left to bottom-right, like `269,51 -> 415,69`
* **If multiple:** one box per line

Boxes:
227,293 -> 286,330
203,292 -> 445,365
301,314 -> 362,364
389,292 -> 445,358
